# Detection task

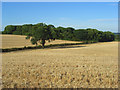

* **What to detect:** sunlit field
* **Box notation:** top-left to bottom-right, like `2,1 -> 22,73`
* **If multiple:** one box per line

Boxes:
1,34 -> 81,49
2,35 -> 118,88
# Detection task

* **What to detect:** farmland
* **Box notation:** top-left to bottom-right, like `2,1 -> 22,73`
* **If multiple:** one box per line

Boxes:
1,35 -> 118,88
1,34 -> 81,49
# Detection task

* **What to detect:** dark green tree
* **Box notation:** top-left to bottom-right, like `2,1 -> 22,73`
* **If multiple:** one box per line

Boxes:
100,31 -> 115,42
3,23 -> 115,43
3,25 -> 16,34
86,28 -> 99,42
22,24 -> 33,35
13,26 -> 22,35
73,29 -> 88,41
26,23 -> 55,48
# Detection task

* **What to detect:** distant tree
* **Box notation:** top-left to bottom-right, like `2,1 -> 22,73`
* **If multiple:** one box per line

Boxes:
13,26 -> 22,35
115,34 -> 120,41
3,22 -> 115,43
3,25 -> 16,34
56,27 -> 65,39
26,23 -> 55,48
48,24 -> 56,40
62,27 -> 75,40
22,24 -> 33,35
86,28 -> 99,42
99,31 -> 115,42
73,29 -> 88,41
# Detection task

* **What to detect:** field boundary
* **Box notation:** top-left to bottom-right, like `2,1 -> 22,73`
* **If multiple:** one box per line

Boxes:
1,42 -> 85,53
1,41 -> 116,53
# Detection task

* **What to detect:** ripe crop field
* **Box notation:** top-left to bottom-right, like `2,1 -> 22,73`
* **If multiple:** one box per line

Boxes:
1,34 -> 80,49
2,35 -> 118,88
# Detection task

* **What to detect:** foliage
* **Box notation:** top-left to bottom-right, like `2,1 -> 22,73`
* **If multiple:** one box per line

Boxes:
73,29 -> 88,41
26,23 -> 55,48
99,31 -> 115,42
114,33 -> 120,41
3,25 -> 16,34
13,26 -> 22,35
3,23 -> 116,48
22,24 -> 33,35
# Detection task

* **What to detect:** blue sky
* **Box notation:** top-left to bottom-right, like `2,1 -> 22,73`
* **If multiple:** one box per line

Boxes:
2,2 -> 118,32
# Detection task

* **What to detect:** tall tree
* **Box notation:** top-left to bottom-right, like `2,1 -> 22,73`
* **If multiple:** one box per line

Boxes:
26,23 -> 54,48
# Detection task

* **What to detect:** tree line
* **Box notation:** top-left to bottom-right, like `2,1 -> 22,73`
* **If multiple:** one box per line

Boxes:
2,23 -> 115,48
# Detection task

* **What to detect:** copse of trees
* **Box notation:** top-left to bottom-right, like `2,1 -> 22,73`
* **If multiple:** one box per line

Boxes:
3,25 -> 16,34
2,23 -> 115,46
72,29 -> 115,43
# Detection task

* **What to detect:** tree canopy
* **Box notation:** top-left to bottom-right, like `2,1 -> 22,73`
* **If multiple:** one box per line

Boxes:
2,23 -> 116,47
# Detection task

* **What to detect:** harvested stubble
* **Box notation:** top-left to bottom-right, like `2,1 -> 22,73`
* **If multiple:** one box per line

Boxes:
2,35 -> 118,88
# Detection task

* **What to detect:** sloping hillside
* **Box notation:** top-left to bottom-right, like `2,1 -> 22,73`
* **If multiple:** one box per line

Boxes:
1,34 -> 81,49
2,41 -> 118,88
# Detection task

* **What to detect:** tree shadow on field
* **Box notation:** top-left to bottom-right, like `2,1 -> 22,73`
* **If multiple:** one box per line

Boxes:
50,45 -> 86,49
1,42 -> 86,53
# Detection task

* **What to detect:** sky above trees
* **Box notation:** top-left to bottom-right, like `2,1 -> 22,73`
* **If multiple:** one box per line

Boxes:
2,2 -> 118,32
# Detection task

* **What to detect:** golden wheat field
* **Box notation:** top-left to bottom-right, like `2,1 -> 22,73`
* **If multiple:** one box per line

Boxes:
1,34 -> 81,49
1,34 -> 118,88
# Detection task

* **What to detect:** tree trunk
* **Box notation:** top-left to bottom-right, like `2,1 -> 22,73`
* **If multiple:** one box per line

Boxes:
42,43 -> 45,49
41,39 -> 45,49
